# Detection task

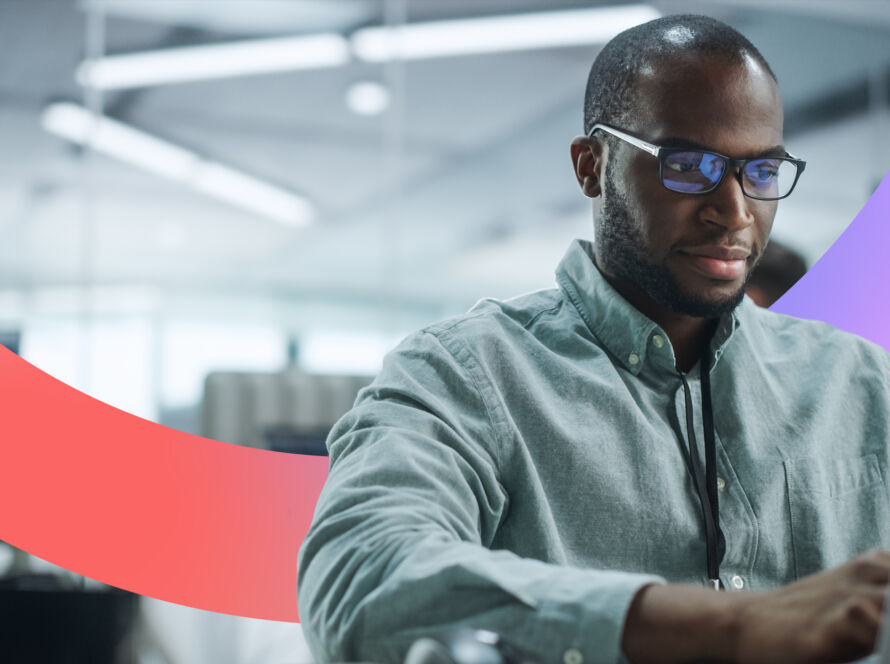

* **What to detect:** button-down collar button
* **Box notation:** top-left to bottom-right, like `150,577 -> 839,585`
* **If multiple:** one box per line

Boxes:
730,575 -> 745,590
628,353 -> 640,366
716,477 -> 726,492
563,648 -> 584,664
652,334 -> 665,348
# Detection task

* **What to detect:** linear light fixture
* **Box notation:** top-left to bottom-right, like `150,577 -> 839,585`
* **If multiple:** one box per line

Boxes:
75,5 -> 660,89
76,33 -> 351,89
351,4 -> 661,61
41,102 -> 314,228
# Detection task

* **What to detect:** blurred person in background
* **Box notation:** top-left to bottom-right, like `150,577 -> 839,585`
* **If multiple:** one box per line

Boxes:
745,239 -> 808,308
299,14 -> 890,664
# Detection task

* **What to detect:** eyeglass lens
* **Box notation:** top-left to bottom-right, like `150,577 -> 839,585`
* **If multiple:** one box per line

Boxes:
662,151 -> 798,199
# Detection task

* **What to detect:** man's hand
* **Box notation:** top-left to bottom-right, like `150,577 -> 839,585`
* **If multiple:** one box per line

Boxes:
621,550 -> 890,664
733,550 -> 890,664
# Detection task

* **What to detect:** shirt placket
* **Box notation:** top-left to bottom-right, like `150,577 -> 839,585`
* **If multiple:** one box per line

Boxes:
673,374 -> 758,590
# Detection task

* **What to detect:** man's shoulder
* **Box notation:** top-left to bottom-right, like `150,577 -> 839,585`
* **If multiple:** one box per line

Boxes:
386,286 -> 573,372
422,286 -> 568,342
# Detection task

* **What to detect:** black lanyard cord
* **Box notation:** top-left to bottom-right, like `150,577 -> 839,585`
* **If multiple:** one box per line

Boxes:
700,348 -> 722,585
680,344 -> 723,589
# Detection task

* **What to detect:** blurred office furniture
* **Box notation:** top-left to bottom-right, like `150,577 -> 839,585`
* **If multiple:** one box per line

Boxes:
0,330 -> 21,355
202,369 -> 373,454
0,574 -> 138,664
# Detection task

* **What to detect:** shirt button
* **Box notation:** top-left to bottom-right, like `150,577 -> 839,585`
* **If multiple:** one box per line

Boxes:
563,648 -> 584,664
652,334 -> 665,348
730,575 -> 745,590
628,353 -> 640,366
716,477 -> 726,492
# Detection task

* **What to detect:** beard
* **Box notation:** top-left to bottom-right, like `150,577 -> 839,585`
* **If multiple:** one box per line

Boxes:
596,170 -> 751,319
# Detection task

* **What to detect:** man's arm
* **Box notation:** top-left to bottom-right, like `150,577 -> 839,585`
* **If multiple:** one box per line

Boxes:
298,328 -> 890,664
297,330 -> 662,664
622,551 -> 890,664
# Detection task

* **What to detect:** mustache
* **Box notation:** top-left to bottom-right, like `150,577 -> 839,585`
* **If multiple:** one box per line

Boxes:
675,236 -> 759,260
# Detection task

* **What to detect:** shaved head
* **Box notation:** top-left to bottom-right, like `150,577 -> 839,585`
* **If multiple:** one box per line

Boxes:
583,15 -> 776,136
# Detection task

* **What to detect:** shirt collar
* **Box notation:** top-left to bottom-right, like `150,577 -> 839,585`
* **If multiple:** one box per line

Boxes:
555,239 -> 741,376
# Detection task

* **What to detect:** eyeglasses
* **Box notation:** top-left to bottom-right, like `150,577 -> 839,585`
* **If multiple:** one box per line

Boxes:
589,123 -> 806,201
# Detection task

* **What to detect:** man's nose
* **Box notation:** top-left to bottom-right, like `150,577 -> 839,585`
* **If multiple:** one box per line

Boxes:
700,168 -> 756,231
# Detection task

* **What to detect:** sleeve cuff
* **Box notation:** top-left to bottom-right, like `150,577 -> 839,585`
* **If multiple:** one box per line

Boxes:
521,569 -> 665,664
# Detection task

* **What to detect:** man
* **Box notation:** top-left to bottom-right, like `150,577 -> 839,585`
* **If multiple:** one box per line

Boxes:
299,15 -> 890,664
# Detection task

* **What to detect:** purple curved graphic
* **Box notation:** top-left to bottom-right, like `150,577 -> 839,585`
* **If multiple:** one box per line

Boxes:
772,172 -> 890,352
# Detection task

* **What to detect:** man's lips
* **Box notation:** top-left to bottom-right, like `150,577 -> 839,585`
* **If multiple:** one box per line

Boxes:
678,246 -> 751,281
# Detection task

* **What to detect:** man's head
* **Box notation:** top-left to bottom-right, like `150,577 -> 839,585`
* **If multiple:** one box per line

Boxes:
571,15 -> 785,319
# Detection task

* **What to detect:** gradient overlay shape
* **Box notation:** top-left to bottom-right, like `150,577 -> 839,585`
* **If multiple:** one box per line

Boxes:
771,173 -> 890,349
0,352 -> 328,622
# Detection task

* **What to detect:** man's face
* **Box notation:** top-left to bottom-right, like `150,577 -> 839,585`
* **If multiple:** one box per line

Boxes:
592,55 -> 784,318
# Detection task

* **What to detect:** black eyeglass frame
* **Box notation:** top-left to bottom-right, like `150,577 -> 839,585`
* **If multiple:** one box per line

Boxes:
588,123 -> 806,201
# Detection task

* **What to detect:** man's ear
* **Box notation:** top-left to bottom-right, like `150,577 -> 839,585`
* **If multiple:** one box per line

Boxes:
570,136 -> 605,199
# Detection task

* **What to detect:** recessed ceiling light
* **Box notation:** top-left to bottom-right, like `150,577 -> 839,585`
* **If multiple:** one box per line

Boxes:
345,81 -> 390,116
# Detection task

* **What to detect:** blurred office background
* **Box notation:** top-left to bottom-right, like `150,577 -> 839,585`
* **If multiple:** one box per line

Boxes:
0,0 -> 889,662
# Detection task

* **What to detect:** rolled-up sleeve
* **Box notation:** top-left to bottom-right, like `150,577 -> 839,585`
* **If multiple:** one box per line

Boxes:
297,329 -> 662,664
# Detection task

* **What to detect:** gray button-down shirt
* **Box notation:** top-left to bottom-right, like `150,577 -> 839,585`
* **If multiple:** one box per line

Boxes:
298,239 -> 890,664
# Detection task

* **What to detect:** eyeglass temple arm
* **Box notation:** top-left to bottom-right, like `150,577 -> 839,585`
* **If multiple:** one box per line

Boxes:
589,123 -> 660,157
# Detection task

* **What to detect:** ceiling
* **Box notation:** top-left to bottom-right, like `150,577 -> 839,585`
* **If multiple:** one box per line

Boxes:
0,0 -> 888,332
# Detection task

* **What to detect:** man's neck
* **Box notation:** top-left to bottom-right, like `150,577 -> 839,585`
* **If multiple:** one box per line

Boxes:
596,265 -> 715,373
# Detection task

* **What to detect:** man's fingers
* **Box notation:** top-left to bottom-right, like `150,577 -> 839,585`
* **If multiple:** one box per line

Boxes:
845,594 -> 883,630
848,551 -> 890,586
860,549 -> 890,566
835,596 -> 883,656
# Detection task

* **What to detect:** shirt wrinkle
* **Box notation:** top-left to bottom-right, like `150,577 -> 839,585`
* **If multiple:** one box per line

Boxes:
429,327 -> 507,476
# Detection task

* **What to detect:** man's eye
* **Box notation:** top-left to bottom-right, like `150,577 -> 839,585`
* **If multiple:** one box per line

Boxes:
748,162 -> 780,184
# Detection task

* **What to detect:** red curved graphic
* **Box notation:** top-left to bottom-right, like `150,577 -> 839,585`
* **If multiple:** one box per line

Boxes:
0,345 -> 327,621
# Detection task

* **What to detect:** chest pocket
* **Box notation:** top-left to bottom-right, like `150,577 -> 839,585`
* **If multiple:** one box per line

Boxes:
785,454 -> 890,579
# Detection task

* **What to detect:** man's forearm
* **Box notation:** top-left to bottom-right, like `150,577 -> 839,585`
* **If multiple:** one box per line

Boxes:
621,552 -> 890,664
621,584 -> 743,664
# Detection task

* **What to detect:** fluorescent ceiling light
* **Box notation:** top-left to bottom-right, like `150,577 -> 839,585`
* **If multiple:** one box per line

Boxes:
193,162 -> 315,227
76,33 -> 350,90
351,4 -> 661,61
42,102 -> 197,180
41,102 -> 314,228
75,5 -> 659,89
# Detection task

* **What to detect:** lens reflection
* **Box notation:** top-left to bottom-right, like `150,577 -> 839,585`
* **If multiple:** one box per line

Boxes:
663,151 -> 725,193
662,151 -> 798,199
743,158 -> 795,199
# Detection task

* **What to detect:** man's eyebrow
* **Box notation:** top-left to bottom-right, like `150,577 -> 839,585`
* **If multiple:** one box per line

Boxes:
659,137 -> 787,157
